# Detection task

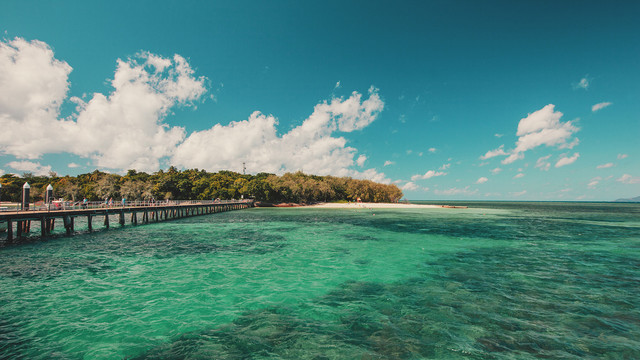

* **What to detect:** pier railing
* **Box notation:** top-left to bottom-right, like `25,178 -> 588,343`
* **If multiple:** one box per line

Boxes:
0,199 -> 253,213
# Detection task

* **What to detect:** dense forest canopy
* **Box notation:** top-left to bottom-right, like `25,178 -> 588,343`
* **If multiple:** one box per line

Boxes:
0,168 -> 403,204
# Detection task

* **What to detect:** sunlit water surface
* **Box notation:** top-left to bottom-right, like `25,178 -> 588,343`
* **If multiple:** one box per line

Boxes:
1,202 -> 639,359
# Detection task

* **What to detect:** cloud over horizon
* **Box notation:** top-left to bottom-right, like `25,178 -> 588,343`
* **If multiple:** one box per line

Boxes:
483,104 -> 579,165
0,37 -> 206,172
172,87 -> 387,181
0,37 -> 389,183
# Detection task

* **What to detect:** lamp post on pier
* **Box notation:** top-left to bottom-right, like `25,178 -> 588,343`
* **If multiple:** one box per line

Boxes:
46,184 -> 54,211
22,182 -> 30,211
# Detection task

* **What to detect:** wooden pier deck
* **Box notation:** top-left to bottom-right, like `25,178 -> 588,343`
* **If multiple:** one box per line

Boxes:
0,200 -> 254,245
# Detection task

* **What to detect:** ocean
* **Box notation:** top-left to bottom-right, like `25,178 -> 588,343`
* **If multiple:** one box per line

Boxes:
1,202 -> 639,359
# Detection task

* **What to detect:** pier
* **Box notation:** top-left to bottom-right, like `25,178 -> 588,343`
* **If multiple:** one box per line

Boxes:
0,199 -> 254,245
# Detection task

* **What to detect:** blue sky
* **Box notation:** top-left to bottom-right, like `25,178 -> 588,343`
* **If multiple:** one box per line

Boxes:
0,0 -> 638,200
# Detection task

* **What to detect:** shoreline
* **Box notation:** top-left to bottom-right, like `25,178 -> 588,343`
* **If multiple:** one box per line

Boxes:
257,202 -> 464,209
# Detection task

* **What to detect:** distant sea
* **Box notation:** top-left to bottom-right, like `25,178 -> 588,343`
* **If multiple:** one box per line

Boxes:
1,202 -> 639,359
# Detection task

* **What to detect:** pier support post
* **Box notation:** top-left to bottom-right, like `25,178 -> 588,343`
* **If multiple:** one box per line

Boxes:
41,217 -> 46,238
119,211 -> 125,226
48,219 -> 55,233
7,219 -> 13,242
16,221 -> 22,239
104,214 -> 109,229
63,216 -> 72,235
88,215 -> 93,232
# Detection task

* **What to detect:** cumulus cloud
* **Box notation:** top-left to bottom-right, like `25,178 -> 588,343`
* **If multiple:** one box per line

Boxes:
0,37 -> 207,172
356,155 -> 367,167
434,186 -> 477,196
439,163 -> 451,170
592,102 -> 612,112
383,160 -> 394,167
535,155 -> 552,171
0,38 -> 388,182
410,170 -> 447,181
574,76 -> 589,90
476,177 -> 488,184
511,190 -> 527,197
428,147 -> 437,153
555,152 -> 579,168
588,176 -> 601,189
0,37 -> 72,158
480,145 -> 507,160
483,105 -> 579,165
617,154 -> 628,160
401,182 -> 419,191
513,173 -> 524,179
7,160 -> 52,176
68,162 -> 80,168
172,87 -> 386,180
596,163 -> 614,169
617,174 -> 640,184
0,37 -> 392,183
490,167 -> 502,175
0,168 -> 4,176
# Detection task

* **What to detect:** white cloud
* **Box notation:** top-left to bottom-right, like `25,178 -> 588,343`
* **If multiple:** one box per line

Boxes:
334,81 -> 341,89
68,162 -> 80,168
555,152 -> 579,168
0,38 -> 392,183
439,163 -> 451,170
617,174 -> 640,184
592,102 -> 612,112
490,167 -> 502,175
0,37 -> 72,158
574,76 -> 589,90
7,160 -> 52,176
513,173 -> 524,179
494,104 -> 579,165
476,177 -> 488,184
511,190 -> 527,197
410,170 -> 447,181
535,155 -> 552,171
617,154 -> 628,160
588,177 -> 601,189
0,168 -> 4,176
356,155 -> 367,167
494,133 -> 503,138
596,162 -> 614,169
401,182 -> 419,191
434,186 -> 477,196
428,147 -> 437,153
383,160 -> 394,167
0,37 -> 207,172
172,88 -> 386,180
480,145 -> 507,160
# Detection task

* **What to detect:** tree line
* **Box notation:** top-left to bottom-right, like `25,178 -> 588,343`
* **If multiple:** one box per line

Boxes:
0,168 -> 403,204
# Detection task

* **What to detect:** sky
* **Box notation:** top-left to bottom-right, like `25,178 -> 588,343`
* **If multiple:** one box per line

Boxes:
0,0 -> 638,201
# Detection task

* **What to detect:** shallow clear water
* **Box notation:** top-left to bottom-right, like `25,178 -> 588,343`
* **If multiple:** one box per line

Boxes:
1,202 -> 639,359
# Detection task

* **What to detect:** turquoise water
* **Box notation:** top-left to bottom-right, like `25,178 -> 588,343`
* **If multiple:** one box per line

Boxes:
1,202 -> 639,359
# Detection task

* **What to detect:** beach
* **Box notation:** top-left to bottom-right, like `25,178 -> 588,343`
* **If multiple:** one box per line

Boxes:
307,202 -> 465,209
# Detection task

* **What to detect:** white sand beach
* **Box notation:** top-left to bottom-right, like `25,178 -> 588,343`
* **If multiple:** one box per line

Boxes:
307,202 -> 443,209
